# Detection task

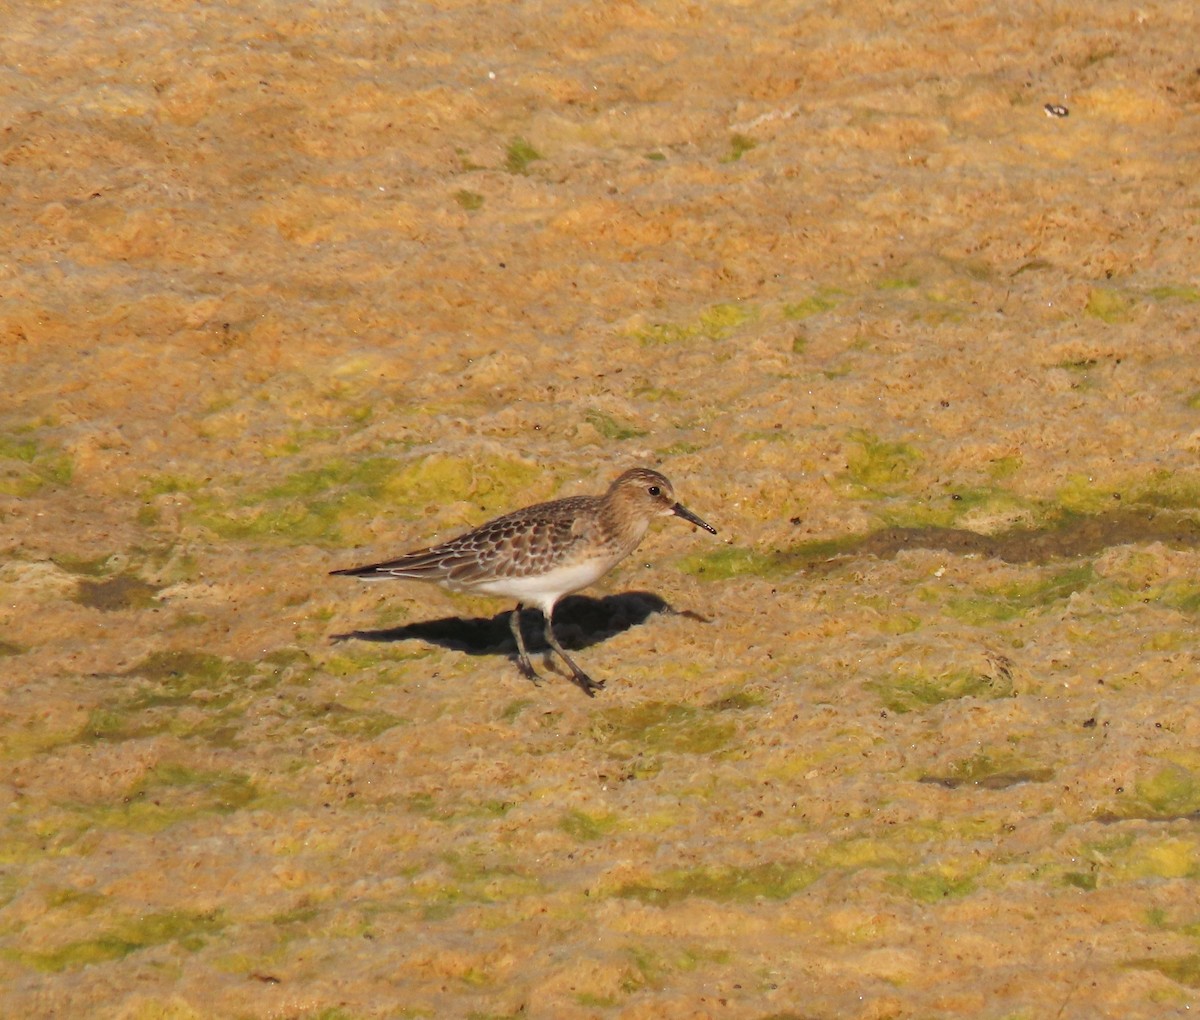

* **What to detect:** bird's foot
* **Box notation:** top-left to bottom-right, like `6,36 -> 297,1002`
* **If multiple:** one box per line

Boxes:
569,670 -> 606,698
515,656 -> 542,686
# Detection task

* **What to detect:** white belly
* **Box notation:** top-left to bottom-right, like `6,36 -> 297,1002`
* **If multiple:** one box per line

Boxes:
471,558 -> 612,614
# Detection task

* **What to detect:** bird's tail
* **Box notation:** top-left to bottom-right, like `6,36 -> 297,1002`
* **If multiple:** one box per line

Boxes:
329,549 -> 447,580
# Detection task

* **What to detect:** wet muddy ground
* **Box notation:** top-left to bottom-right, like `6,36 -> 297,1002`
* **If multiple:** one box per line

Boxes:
3,0 -> 1200,1017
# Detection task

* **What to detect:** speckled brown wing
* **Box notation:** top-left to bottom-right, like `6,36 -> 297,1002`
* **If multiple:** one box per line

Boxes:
330,496 -> 600,585
440,498 -> 597,584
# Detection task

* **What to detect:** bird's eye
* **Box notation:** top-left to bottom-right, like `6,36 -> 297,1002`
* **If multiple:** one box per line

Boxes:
648,486 -> 661,497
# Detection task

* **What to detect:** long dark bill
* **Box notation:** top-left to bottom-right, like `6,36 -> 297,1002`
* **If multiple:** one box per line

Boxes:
672,502 -> 717,535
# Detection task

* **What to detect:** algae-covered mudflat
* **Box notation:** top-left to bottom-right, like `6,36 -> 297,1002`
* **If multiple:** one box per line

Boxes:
2,1 -> 1200,1017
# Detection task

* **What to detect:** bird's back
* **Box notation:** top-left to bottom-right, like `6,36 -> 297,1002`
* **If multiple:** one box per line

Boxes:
330,494 -> 605,589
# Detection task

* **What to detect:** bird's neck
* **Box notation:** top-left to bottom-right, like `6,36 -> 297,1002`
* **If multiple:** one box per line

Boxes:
599,502 -> 651,552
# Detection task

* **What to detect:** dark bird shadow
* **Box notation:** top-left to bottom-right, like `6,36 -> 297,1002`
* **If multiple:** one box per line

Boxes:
331,591 -> 703,663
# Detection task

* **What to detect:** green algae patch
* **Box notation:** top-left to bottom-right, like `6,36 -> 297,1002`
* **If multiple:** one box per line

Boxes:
1062,870 -> 1098,891
1053,356 -> 1101,373
704,687 -> 767,711
1123,764 -> 1200,820
989,455 -> 1023,479
878,485 -> 1033,531
888,866 -> 976,903
944,563 -> 1095,625
676,545 -> 784,581
125,651 -> 255,703
616,944 -> 731,997
843,430 -> 921,496
406,792 -> 514,824
825,839 -> 915,875
559,808 -> 619,842
417,854 -> 543,919
0,434 -> 40,462
869,610 -> 919,636
0,872 -> 21,909
504,136 -> 543,174
382,454 -> 542,517
188,456 -> 401,544
499,697 -> 536,724
1,715 -> 96,760
720,133 -> 757,163
14,909 -> 225,972
1084,287 -> 1135,323
1062,467 -> 1200,513
1056,474 -> 1126,514
656,440 -> 704,457
613,861 -> 817,906
1150,579 -> 1200,614
783,534 -> 866,567
316,703 -> 410,741
45,887 -> 109,914
593,701 -> 736,757
631,381 -> 684,402
698,302 -> 755,337
576,992 -> 622,1009
81,650 -> 273,745
1127,468 -> 1200,510
186,455 -> 539,546
141,474 -> 207,498
585,410 -> 647,441
920,751 -> 1054,790
1109,836 -> 1200,881
266,457 -> 398,502
323,648 -> 402,678
376,454 -> 465,506
1146,284 -> 1200,303
631,302 -> 755,346
870,666 -> 1015,715
454,189 -> 483,211
943,486 -> 1028,518
783,289 -> 842,320
267,424 -> 355,458
1125,954 -> 1200,989
101,764 -> 265,831
405,791 -> 441,818
54,552 -> 121,577
120,1003 -> 215,1020
0,432 -> 73,496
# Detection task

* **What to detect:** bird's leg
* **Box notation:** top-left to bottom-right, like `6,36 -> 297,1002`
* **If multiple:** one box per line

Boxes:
509,604 -> 539,684
543,609 -> 605,697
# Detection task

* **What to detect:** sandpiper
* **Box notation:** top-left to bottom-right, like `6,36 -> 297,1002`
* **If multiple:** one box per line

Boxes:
330,467 -> 717,696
